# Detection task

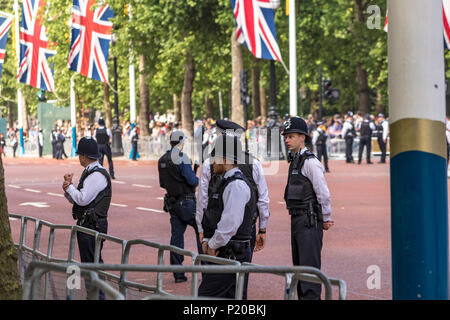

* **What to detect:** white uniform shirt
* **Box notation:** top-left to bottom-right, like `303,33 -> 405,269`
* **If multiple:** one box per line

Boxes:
297,148 -> 332,222
446,119 -> 450,144
381,120 -> 389,141
196,157 -> 270,233
65,162 -> 108,206
341,120 -> 354,138
204,167 -> 251,250
311,128 -> 326,145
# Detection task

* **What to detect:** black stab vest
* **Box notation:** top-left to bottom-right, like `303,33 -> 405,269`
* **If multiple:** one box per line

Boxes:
72,166 -> 111,218
202,170 -> 257,242
96,127 -> 109,144
360,121 -> 372,138
284,150 -> 319,211
158,150 -> 195,198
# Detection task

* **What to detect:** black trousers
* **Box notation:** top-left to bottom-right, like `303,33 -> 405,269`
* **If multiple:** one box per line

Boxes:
169,199 -> 202,280
377,138 -> 387,163
98,144 -> 115,177
358,136 -> 372,163
345,137 -> 354,162
316,144 -> 329,170
38,145 -> 43,157
76,217 -> 108,299
291,213 -> 323,300
132,141 -> 138,160
55,144 -> 63,159
198,240 -> 252,299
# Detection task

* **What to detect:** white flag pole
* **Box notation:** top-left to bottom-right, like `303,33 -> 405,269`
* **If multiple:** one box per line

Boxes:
70,75 -> 77,156
13,0 -> 24,155
288,0 -> 297,117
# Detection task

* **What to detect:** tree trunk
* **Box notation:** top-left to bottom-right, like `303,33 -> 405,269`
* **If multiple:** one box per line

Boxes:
375,87 -> 385,115
6,101 -> 13,129
252,57 -> 261,118
205,90 -> 214,119
231,28 -> 244,127
354,0 -> 370,115
173,94 -> 181,122
103,83 -> 112,128
138,54 -> 150,136
0,157 -> 22,299
260,86 -> 267,119
181,53 -> 195,137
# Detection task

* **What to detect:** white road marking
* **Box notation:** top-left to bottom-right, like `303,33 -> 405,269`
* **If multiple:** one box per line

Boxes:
47,192 -> 64,198
132,184 -> 152,188
111,203 -> 128,207
19,202 -> 50,208
156,197 -> 164,200
24,188 -> 41,193
8,185 -> 21,189
112,181 -> 126,184
136,207 -> 164,213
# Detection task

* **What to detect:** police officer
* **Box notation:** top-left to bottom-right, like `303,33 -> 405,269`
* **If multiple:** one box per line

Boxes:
130,125 -> 139,161
312,122 -> 330,173
158,131 -> 202,283
376,114 -> 389,164
282,116 -> 334,300
51,129 -> 57,158
62,137 -> 111,299
198,134 -> 257,298
358,114 -> 376,165
341,112 -> 356,163
94,118 -> 115,179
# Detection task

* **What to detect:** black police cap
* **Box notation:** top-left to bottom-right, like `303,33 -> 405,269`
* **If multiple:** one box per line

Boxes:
282,116 -> 309,136
76,137 -> 99,159
216,119 -> 245,132
170,130 -> 186,143
98,118 -> 105,126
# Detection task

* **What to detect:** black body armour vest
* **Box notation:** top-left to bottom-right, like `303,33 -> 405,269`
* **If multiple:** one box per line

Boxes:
345,122 -> 355,139
72,167 -> 112,218
315,130 -> 327,146
207,151 -> 259,201
284,150 -> 320,212
158,151 -> 195,198
96,128 -> 109,144
202,170 -> 257,242
360,121 -> 372,138
376,121 -> 384,139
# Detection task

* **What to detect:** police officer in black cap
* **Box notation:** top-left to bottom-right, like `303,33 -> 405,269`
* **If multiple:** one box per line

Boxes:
198,134 -> 257,298
358,114 -> 376,164
341,112 -> 356,163
312,122 -> 330,172
158,130 -> 202,283
62,137 -> 111,299
376,114 -> 389,164
94,118 -> 115,179
282,116 -> 334,300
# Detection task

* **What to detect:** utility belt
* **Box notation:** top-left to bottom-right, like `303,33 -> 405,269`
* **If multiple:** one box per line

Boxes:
217,240 -> 251,260
163,193 -> 196,212
73,208 -> 104,230
289,202 -> 323,229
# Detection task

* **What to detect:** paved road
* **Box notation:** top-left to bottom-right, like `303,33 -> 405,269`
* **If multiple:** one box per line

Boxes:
3,155 -> 395,300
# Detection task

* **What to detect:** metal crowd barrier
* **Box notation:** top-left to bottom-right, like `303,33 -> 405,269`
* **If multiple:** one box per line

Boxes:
10,213 -> 347,300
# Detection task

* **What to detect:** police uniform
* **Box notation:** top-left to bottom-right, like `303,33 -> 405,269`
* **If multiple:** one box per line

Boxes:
358,114 -> 376,164
196,120 -> 270,299
198,135 -> 257,298
95,118 -> 115,179
64,137 -> 111,299
341,113 -> 356,163
130,127 -> 139,161
376,114 -> 389,163
158,131 -> 202,283
312,123 -> 329,172
282,117 -> 332,300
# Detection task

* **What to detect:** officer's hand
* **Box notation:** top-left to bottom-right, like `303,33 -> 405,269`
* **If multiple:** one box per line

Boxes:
64,173 -> 74,183
199,232 -> 204,243
323,220 -> 335,230
254,233 -> 266,252
201,241 -> 208,254
206,246 -> 218,257
62,181 -> 71,192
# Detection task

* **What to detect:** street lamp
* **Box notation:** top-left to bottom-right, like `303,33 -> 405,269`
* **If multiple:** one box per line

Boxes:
111,33 -> 123,157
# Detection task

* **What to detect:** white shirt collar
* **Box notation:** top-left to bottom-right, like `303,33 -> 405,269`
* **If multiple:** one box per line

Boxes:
86,161 -> 99,171
224,166 -> 240,179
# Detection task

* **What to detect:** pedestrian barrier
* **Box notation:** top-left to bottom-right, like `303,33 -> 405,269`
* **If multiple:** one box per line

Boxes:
10,213 -> 347,300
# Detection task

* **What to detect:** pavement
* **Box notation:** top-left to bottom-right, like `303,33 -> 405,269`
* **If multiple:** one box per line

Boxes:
0,155 -> 414,300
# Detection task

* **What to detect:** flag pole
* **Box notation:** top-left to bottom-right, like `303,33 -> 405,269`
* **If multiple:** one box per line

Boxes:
389,0 -> 448,299
70,75 -> 77,157
13,0 -> 24,155
288,0 -> 297,116
128,4 -> 139,159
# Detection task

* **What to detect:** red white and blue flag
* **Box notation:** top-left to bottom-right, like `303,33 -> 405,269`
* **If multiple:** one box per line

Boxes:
385,1 -> 450,49
68,0 -> 114,83
17,0 -> 56,92
0,13 -> 13,82
231,0 -> 283,61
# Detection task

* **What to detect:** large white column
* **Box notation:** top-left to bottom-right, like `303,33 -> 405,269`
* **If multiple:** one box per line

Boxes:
288,0 -> 297,116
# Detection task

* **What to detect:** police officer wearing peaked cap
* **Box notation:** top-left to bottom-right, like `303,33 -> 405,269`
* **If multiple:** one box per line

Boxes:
158,130 -> 202,283
62,137 -> 112,299
198,134 -> 257,298
95,118 -> 115,179
282,116 -> 334,300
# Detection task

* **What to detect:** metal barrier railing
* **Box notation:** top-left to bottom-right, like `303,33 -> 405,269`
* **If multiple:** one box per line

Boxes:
10,213 -> 347,300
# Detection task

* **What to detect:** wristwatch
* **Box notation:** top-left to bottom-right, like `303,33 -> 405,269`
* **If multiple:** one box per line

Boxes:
258,229 -> 266,234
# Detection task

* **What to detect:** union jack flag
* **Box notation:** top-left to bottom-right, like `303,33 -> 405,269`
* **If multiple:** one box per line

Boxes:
0,13 -> 13,82
231,0 -> 283,61
385,1 -> 450,49
17,0 -> 56,92
68,0 -> 114,83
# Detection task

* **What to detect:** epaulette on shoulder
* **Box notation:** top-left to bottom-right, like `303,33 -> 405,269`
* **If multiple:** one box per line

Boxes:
303,149 -> 316,159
